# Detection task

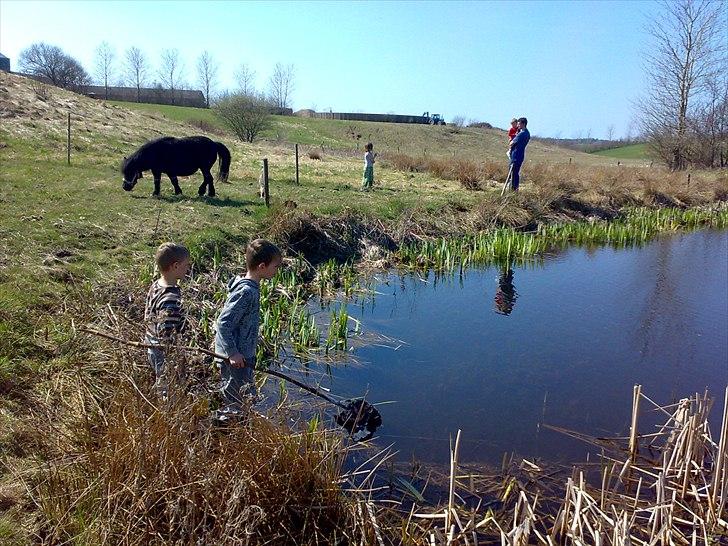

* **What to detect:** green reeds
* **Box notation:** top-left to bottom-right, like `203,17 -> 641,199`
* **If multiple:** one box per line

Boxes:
316,258 -> 358,298
255,264 -> 354,363
325,305 -> 349,354
398,207 -> 728,272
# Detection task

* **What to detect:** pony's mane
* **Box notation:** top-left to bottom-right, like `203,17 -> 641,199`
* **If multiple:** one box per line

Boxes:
120,137 -> 174,174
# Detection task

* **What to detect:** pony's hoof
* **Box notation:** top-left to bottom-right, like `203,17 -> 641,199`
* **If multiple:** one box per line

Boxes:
175,191 -> 183,196
208,192 -> 216,198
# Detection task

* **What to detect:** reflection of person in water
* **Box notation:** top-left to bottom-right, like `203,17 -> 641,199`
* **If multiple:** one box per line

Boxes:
494,267 -> 518,315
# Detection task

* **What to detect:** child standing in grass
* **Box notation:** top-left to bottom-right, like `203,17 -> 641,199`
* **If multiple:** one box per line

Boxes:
361,142 -> 377,191
144,243 -> 190,395
214,239 -> 282,415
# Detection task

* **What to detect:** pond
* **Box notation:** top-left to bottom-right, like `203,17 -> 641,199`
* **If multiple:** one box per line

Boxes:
308,229 -> 728,465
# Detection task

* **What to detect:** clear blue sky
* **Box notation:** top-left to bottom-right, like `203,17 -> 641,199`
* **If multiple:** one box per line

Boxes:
0,0 -> 660,138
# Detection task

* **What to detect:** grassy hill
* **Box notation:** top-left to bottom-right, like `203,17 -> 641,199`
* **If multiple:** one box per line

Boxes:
111,100 -> 634,166
592,143 -> 650,160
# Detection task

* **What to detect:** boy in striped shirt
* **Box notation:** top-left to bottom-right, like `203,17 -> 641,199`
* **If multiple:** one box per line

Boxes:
145,242 -> 190,394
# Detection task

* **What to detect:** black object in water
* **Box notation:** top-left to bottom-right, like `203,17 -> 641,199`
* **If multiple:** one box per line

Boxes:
335,399 -> 383,442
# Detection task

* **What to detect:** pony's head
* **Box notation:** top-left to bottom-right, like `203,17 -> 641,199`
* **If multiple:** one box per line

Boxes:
121,156 -> 143,191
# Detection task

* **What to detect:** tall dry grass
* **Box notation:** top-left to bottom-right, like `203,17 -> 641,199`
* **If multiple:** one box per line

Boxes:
15,341 -> 372,545
385,152 -> 728,211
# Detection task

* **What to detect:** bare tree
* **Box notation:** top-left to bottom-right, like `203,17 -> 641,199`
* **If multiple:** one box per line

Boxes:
606,124 -> 615,141
196,50 -> 219,108
94,41 -> 115,99
213,92 -> 272,143
690,76 -> 728,167
124,47 -> 148,102
19,42 -> 90,90
159,48 -> 185,105
639,0 -> 726,169
234,63 -> 256,95
450,116 -> 466,128
267,62 -> 295,109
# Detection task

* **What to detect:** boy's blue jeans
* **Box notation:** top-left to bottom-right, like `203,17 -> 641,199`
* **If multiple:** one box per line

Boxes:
510,160 -> 523,191
219,357 -> 257,411
147,341 -> 167,397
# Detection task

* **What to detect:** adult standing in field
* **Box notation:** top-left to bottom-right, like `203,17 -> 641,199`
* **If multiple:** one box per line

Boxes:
508,117 -> 530,191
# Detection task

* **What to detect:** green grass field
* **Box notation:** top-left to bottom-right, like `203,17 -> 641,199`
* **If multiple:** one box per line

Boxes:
592,143 -> 650,160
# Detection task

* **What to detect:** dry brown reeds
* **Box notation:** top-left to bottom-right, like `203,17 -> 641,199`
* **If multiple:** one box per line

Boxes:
400,386 -> 728,545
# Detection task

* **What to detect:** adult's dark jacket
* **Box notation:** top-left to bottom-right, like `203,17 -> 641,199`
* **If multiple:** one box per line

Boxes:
510,128 -> 530,164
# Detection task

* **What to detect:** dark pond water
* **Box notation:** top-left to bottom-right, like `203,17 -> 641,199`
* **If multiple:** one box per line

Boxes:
306,230 -> 728,465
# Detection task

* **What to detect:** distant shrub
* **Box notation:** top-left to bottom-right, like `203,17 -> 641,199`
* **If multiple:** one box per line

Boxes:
385,153 -> 428,173
451,116 -> 465,127
467,121 -> 493,129
213,92 -> 271,143
386,153 -> 483,190
452,159 -> 482,190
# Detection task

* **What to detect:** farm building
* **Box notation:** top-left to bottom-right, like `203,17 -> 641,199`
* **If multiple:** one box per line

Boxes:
295,109 -> 443,125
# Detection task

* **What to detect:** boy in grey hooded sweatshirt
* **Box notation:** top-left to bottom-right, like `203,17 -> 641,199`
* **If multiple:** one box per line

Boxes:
215,239 -> 282,412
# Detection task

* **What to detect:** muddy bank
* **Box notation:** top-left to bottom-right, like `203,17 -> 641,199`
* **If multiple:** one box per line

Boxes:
264,194 -> 727,266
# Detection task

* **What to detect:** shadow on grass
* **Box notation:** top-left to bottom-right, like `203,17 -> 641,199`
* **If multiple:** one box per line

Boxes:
129,193 -> 262,209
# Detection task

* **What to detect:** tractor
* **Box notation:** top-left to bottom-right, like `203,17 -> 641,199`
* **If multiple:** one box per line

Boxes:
422,112 -> 446,126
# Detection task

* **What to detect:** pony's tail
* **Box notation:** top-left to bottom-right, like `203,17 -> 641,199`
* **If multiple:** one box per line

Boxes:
216,141 -> 231,184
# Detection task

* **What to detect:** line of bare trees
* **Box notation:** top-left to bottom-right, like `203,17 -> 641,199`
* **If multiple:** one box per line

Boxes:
638,0 -> 727,169
18,41 -> 296,112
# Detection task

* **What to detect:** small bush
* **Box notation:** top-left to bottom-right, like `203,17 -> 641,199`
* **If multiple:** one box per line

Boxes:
385,153 -> 483,190
452,159 -> 482,190
385,153 -> 428,173
213,92 -> 271,143
308,150 -> 322,160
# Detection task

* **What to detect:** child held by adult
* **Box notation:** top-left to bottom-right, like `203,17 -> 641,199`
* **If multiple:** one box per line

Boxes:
507,118 -> 518,160
144,242 -> 191,397
214,239 -> 282,417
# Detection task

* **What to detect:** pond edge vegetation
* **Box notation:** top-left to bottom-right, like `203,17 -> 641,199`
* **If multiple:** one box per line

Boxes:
2,202 -> 728,544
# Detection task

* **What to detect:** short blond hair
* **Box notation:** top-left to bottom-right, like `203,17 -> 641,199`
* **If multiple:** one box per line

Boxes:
155,242 -> 190,272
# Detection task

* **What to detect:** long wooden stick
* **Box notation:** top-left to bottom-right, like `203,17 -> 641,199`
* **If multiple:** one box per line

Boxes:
500,164 -> 514,196
79,326 -> 347,409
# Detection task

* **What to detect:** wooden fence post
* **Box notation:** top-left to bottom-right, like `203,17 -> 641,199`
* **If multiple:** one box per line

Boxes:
67,112 -> 71,165
295,144 -> 299,185
263,158 -> 270,208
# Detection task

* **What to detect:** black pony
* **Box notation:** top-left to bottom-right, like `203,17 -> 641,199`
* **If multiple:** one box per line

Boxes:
121,136 -> 231,197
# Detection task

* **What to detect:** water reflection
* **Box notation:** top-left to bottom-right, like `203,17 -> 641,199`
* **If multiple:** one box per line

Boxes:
312,230 -> 728,464
494,266 -> 518,316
